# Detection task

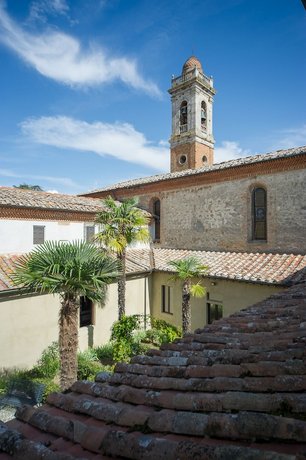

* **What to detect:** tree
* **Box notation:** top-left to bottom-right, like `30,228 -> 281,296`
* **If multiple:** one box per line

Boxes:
13,183 -> 44,191
12,241 -> 119,391
169,257 -> 208,335
95,196 -> 150,320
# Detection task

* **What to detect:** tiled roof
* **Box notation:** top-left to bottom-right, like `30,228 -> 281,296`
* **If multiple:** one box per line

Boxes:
0,187 -> 104,213
81,145 -> 306,194
125,248 -> 152,275
0,250 -> 152,293
1,249 -> 306,293
0,254 -> 21,292
152,248 -> 306,286
1,281 -> 306,458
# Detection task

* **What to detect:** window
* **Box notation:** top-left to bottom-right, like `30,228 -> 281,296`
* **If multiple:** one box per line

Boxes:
252,187 -> 267,240
161,285 -> 172,314
201,101 -> 207,130
80,296 -> 93,327
153,198 -> 161,241
207,293 -> 223,324
180,101 -> 188,132
33,225 -> 45,244
85,225 -> 95,242
179,154 -> 187,165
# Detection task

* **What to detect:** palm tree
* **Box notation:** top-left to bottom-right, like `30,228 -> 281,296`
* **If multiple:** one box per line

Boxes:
12,241 -> 119,391
13,183 -> 44,191
169,257 -> 208,335
95,196 -> 150,320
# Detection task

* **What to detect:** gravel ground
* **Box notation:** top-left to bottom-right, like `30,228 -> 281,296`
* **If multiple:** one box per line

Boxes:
0,406 -> 16,422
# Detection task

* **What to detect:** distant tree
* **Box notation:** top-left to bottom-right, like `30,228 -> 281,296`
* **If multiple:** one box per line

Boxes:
13,183 -> 44,191
12,241 -> 119,390
169,257 -> 208,334
95,196 -> 150,320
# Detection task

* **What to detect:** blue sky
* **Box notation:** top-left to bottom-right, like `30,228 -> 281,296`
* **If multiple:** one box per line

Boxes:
0,0 -> 305,194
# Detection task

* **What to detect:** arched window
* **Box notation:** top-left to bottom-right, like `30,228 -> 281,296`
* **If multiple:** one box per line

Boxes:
180,101 -> 188,133
153,199 -> 161,241
252,187 -> 267,240
201,101 -> 207,129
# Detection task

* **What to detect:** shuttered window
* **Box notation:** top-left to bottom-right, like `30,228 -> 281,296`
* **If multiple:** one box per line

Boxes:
85,226 -> 95,242
80,296 -> 93,327
207,293 -> 223,324
33,225 -> 45,244
161,285 -> 172,314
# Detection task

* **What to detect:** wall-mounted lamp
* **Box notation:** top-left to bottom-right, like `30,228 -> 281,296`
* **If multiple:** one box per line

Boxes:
211,281 -> 217,286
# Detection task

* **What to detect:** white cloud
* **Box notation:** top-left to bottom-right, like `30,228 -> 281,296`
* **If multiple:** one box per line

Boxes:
20,115 -> 169,171
0,4 -> 160,96
29,0 -> 70,23
0,167 -> 77,187
214,141 -> 251,163
273,124 -> 306,150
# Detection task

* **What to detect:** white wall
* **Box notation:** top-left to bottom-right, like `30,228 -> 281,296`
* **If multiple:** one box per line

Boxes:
0,220 -> 96,253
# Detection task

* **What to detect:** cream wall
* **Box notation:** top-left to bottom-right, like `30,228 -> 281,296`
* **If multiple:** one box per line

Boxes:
0,276 -> 150,370
0,293 -> 59,369
151,272 -> 283,331
78,276 -> 150,350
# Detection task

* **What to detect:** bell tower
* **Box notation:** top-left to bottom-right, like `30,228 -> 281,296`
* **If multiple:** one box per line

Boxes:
168,56 -> 216,172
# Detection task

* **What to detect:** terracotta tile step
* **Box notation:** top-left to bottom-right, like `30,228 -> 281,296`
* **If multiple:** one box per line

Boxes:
48,388 -> 306,417
71,428 -> 302,460
0,423 -> 82,460
114,360 -> 306,379
47,392 -> 154,427
146,409 -> 306,442
14,406 -> 120,456
108,372 -> 306,393
9,407 -> 306,458
131,348 -> 306,367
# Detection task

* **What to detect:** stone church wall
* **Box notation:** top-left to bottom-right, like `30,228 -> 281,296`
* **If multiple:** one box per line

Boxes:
122,168 -> 306,254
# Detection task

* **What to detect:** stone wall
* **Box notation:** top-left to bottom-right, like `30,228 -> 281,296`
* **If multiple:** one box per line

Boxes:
117,168 -> 306,254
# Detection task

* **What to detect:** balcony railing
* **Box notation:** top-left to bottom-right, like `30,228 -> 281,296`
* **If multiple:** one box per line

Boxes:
172,68 -> 213,88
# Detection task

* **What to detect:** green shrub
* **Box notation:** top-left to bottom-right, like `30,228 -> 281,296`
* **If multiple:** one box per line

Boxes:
95,343 -> 114,363
77,350 -> 104,380
31,378 -> 60,403
30,342 -> 60,379
111,315 -> 141,342
147,317 -> 182,345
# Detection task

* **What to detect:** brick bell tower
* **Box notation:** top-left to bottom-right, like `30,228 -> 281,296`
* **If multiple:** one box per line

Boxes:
168,56 -> 216,172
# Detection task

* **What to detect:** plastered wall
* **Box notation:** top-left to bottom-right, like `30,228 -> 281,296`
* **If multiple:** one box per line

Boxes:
151,272 -> 283,331
0,277 -> 150,369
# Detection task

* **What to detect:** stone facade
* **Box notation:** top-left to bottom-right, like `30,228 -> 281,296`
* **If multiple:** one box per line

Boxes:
106,167 -> 306,254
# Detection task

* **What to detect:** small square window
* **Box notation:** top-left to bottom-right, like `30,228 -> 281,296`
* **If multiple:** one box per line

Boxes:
33,225 -> 45,244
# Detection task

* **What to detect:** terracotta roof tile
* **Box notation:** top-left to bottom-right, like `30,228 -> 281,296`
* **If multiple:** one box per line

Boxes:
151,248 -> 306,285
1,248 -> 306,294
1,282 -> 306,458
81,145 -> 306,194
0,187 -> 105,214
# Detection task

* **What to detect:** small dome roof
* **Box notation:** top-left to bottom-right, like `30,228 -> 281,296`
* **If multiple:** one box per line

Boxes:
182,56 -> 203,75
